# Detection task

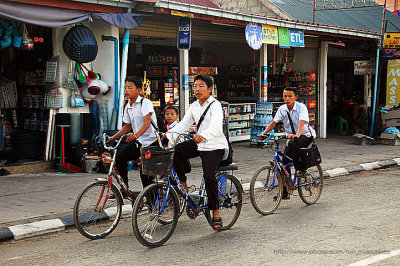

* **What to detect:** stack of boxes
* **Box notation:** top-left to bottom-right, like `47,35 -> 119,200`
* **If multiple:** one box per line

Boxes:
381,109 -> 400,145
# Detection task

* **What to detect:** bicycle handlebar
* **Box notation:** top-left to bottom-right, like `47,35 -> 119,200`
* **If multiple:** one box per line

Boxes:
102,133 -> 141,151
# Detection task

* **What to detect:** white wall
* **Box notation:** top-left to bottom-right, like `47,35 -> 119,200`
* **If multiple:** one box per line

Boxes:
53,20 -> 119,122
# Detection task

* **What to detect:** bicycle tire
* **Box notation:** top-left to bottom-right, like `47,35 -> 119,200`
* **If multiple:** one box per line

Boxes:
132,183 -> 179,248
204,174 -> 243,231
297,164 -> 323,205
250,164 -> 283,215
73,181 -> 123,240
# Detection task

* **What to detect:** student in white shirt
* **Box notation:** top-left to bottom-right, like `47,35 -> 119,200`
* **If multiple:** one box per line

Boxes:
258,87 -> 316,199
167,74 -> 228,230
108,76 -> 159,197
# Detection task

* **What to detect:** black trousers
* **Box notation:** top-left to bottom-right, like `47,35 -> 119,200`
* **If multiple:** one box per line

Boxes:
282,135 -> 313,171
173,139 -> 225,210
115,140 -> 158,188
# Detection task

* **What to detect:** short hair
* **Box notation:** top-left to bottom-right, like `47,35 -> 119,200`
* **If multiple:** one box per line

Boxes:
125,76 -> 142,89
164,105 -> 179,115
283,87 -> 298,95
194,74 -> 213,88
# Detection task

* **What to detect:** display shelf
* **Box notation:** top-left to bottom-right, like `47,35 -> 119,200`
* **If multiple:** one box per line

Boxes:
228,103 -> 255,142
288,72 -> 317,133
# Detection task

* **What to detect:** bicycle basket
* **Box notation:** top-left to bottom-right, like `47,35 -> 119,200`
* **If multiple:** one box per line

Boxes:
140,146 -> 174,176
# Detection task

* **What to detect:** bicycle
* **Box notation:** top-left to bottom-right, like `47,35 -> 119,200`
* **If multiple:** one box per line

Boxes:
131,133 -> 243,248
249,134 -> 323,215
73,134 -> 140,239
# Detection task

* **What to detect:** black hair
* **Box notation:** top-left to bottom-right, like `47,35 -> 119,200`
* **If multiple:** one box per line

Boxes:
283,87 -> 298,95
125,76 -> 142,89
194,74 -> 213,88
164,105 -> 179,115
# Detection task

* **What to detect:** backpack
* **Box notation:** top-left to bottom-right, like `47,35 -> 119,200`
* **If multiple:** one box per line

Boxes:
140,98 -> 167,133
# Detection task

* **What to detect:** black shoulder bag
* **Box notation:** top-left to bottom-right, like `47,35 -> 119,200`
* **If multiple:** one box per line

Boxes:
197,101 -> 233,166
286,111 -> 321,169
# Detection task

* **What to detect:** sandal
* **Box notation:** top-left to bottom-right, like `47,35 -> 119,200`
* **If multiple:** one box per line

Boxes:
210,217 -> 223,230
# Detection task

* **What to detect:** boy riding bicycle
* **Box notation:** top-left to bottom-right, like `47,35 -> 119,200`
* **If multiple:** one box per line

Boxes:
257,87 -> 316,199
108,76 -> 159,197
166,74 -> 229,230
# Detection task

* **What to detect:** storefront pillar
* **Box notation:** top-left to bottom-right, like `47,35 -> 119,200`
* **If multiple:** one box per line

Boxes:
259,44 -> 268,102
364,75 -> 372,107
179,49 -> 189,116
318,41 -> 328,139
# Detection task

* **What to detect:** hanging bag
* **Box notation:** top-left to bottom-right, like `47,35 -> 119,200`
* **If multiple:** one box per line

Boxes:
286,110 -> 321,169
196,101 -> 233,166
21,24 -> 33,50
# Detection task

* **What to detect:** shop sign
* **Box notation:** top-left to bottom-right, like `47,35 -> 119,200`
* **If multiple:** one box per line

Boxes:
380,49 -> 394,58
262,25 -> 278,44
177,18 -> 191,50
289,29 -> 304,47
245,23 -> 263,50
383,33 -> 400,49
354,60 -> 375,75
386,59 -> 400,105
171,10 -> 194,18
278,27 -> 290,48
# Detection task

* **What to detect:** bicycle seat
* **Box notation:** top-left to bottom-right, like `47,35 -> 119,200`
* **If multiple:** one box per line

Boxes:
217,163 -> 238,171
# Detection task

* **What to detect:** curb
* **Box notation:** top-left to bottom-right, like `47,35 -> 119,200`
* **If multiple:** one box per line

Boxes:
1,158 -> 400,242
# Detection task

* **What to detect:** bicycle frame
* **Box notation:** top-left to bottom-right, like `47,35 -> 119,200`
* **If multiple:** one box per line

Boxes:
267,136 -> 317,190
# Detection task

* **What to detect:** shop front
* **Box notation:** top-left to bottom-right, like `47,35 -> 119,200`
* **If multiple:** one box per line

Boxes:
0,1 -> 141,173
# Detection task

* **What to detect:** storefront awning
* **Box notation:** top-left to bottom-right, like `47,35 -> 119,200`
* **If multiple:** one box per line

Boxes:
0,0 -> 142,28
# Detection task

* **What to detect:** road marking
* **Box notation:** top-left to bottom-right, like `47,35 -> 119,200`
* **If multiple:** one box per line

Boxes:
326,168 -> 348,177
348,249 -> 400,266
9,219 -> 64,240
359,162 -> 381,171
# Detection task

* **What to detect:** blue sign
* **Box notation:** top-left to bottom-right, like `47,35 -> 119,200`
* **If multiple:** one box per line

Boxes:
178,18 -> 191,50
245,23 -> 263,50
289,29 -> 305,47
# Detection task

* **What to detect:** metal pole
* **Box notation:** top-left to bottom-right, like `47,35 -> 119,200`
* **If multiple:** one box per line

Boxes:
313,0 -> 316,23
117,8 -> 132,130
370,41 -> 380,137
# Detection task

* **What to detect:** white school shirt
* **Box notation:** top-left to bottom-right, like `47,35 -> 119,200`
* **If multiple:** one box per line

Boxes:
273,101 -> 316,138
122,96 -> 157,147
168,96 -> 229,158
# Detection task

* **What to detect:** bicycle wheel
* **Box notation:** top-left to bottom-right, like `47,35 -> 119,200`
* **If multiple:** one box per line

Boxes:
297,164 -> 323,205
250,164 -> 283,215
204,174 -> 243,231
132,183 -> 179,247
73,181 -> 123,239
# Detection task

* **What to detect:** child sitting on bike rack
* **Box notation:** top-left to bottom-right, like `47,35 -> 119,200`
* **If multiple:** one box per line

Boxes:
108,76 -> 160,198
166,74 -> 229,230
257,87 -> 316,199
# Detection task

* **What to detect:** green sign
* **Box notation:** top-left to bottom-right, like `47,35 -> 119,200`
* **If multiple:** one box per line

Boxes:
278,27 -> 290,48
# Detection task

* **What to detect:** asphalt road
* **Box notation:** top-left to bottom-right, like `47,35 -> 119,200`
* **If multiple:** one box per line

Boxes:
1,167 -> 400,265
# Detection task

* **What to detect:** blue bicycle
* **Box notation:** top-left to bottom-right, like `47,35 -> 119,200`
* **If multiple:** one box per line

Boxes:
131,133 -> 243,248
250,134 -> 323,215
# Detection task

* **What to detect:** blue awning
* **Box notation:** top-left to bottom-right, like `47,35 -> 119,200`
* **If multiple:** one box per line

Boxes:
0,0 -> 142,29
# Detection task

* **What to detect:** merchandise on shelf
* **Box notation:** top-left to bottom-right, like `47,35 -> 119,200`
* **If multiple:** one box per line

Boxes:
227,103 -> 256,142
288,71 -> 317,132
250,102 -> 274,143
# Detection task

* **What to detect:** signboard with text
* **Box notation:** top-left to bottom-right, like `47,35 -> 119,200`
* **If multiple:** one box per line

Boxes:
245,23 -> 263,50
354,60 -> 375,75
177,18 -> 191,50
278,27 -> 290,48
289,29 -> 305,47
387,59 -> 400,105
384,33 -> 400,49
262,25 -> 278,44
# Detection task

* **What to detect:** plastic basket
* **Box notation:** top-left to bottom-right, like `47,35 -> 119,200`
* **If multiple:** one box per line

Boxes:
140,146 -> 174,176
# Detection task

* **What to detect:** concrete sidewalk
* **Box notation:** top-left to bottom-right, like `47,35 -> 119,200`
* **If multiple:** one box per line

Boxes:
1,134 -> 399,242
